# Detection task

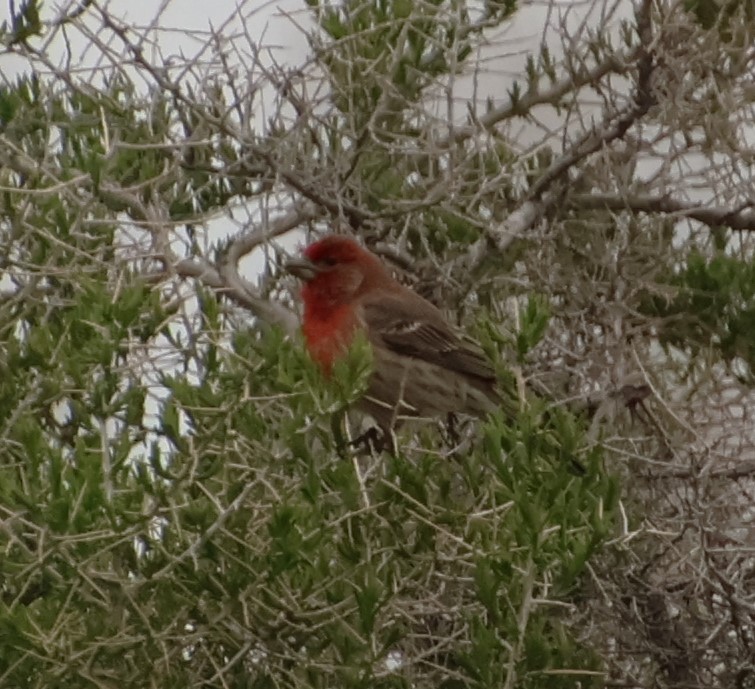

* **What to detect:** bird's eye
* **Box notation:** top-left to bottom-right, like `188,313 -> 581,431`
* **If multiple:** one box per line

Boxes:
318,257 -> 337,267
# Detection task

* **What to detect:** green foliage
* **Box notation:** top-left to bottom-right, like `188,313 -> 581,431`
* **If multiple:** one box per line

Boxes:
0,0 -> 42,45
0,3 -> 627,687
0,218 -> 171,689
325,330 -> 375,409
308,0 -> 521,231
0,71 -> 270,224
0,255 -> 617,689
311,0 -> 500,114
515,295 -> 551,362
640,250 -> 755,378
0,0 -> 749,684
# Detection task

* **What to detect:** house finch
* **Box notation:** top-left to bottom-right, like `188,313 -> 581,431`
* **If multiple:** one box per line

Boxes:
286,235 -> 506,445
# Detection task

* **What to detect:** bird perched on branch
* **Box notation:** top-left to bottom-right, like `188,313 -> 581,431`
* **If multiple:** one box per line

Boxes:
286,235 -> 509,449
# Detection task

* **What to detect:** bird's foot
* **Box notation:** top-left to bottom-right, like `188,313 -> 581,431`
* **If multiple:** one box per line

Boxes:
349,426 -> 394,454
349,426 -> 396,455
444,412 -> 461,446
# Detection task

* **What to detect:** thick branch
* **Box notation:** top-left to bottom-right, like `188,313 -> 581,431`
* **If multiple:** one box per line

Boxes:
223,201 -> 317,268
172,257 -> 298,334
462,194 -> 556,274
570,193 -> 755,232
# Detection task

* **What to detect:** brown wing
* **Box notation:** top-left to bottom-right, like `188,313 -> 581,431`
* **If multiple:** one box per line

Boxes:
361,289 -> 496,385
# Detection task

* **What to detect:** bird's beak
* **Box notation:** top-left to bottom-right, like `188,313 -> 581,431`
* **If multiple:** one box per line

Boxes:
284,256 -> 322,282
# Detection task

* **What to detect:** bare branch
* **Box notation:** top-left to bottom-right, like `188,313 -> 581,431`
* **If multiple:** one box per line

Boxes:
444,46 -> 642,148
464,196 -> 551,273
570,192 -> 755,232
170,257 -> 298,334
222,201 -> 318,268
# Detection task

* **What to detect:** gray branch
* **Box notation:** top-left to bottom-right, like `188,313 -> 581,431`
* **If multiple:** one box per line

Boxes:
570,192 -> 755,232
445,46 -> 642,148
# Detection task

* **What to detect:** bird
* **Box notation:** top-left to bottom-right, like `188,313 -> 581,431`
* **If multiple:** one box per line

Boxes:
285,234 -> 507,450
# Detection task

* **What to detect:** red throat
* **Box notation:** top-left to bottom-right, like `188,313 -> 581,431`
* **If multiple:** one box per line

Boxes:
296,235 -> 384,373
301,298 -> 360,373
